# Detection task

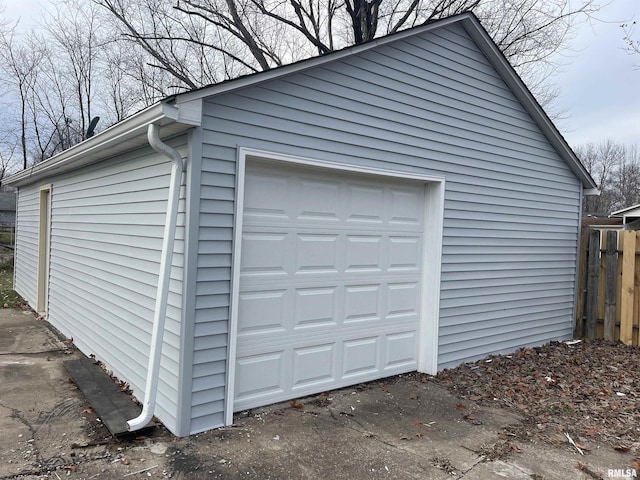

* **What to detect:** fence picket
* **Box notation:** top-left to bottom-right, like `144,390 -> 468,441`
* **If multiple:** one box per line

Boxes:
604,230 -> 618,341
585,230 -> 600,339
620,231 -> 636,345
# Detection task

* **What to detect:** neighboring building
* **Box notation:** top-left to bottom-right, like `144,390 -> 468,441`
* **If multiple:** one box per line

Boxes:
5,12 -> 597,436
610,204 -> 640,229
0,189 -> 16,228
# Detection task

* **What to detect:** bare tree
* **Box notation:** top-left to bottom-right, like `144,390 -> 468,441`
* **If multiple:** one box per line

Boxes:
44,1 -> 104,140
0,0 -> 120,167
94,0 -> 599,106
622,20 -> 639,58
577,141 -> 640,214
0,130 -> 19,184
0,27 -> 44,168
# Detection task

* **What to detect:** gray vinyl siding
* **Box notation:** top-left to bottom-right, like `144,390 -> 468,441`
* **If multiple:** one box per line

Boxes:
14,188 -> 40,307
191,22 -> 580,432
15,139 -> 188,435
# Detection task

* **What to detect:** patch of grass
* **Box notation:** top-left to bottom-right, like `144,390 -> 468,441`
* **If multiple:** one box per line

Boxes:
0,227 -> 15,245
0,265 -> 25,308
0,232 -> 14,244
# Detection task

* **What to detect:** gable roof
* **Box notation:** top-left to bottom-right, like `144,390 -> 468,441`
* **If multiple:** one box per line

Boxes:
5,12 -> 597,190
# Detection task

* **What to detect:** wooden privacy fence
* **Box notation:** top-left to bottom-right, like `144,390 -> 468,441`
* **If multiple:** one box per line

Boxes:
576,229 -> 640,346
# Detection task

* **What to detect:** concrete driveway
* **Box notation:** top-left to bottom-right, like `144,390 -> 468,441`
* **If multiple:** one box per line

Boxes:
1,309 -> 635,479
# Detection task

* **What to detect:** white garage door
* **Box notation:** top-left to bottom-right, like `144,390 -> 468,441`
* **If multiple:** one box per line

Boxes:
234,160 -> 426,411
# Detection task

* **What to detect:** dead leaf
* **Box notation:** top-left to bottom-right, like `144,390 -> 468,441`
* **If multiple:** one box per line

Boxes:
399,434 -> 410,440
290,400 -> 304,410
614,445 -> 630,453
419,375 -> 428,383
409,394 -> 418,400
456,403 -> 466,410
509,443 -> 522,453
582,425 -> 601,437
463,414 -> 482,425
575,442 -> 591,451
81,408 -> 93,415
121,457 -> 130,465
630,460 -> 640,471
575,462 -> 603,479
469,395 -> 483,401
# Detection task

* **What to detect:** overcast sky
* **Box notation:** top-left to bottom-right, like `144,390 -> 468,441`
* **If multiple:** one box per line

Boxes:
3,0 -> 639,149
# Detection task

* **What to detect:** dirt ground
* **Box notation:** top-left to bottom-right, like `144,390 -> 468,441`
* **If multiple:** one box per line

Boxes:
1,308 -> 639,480
436,340 -> 640,451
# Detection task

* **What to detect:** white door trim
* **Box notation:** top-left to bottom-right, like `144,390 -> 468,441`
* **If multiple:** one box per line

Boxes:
37,184 -> 52,315
224,148 -> 445,426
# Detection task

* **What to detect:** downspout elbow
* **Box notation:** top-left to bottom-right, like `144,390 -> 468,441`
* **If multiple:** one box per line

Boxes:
127,124 -> 184,432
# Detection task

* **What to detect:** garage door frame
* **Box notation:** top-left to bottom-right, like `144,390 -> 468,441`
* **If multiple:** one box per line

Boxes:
224,147 -> 445,425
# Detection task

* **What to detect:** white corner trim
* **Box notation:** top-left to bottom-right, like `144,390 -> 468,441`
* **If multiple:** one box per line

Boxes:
418,180 -> 445,375
224,150 -> 248,426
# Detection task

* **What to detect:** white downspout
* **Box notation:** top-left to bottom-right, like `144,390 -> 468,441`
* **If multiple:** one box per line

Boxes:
127,123 -> 184,431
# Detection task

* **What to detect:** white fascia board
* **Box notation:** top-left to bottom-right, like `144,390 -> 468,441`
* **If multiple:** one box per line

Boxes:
5,100 -> 202,187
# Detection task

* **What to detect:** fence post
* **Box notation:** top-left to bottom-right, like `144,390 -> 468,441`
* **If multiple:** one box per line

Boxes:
620,231 -> 636,345
585,229 -> 600,339
604,230 -> 618,341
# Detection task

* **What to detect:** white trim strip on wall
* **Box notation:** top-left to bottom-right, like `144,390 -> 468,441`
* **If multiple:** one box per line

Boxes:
37,184 -> 52,315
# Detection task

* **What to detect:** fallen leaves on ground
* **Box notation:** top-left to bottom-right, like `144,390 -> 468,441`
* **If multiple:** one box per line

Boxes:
435,340 -> 640,447
289,399 -> 304,410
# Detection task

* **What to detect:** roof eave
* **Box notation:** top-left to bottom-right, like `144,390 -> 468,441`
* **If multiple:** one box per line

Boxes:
5,100 -> 202,187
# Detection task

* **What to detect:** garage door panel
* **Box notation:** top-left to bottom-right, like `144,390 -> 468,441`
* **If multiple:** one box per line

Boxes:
298,178 -> 341,221
237,290 -> 287,335
344,285 -> 381,322
387,282 -> 421,317
292,344 -> 337,388
346,185 -> 385,223
342,337 -> 380,377
234,161 -> 425,412
234,351 -> 286,402
389,189 -> 423,225
345,235 -> 383,272
241,230 -> 422,277
296,234 -> 339,273
385,331 -> 418,368
240,232 -> 289,275
389,236 -> 422,271
244,172 -> 291,220
294,287 -> 338,327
